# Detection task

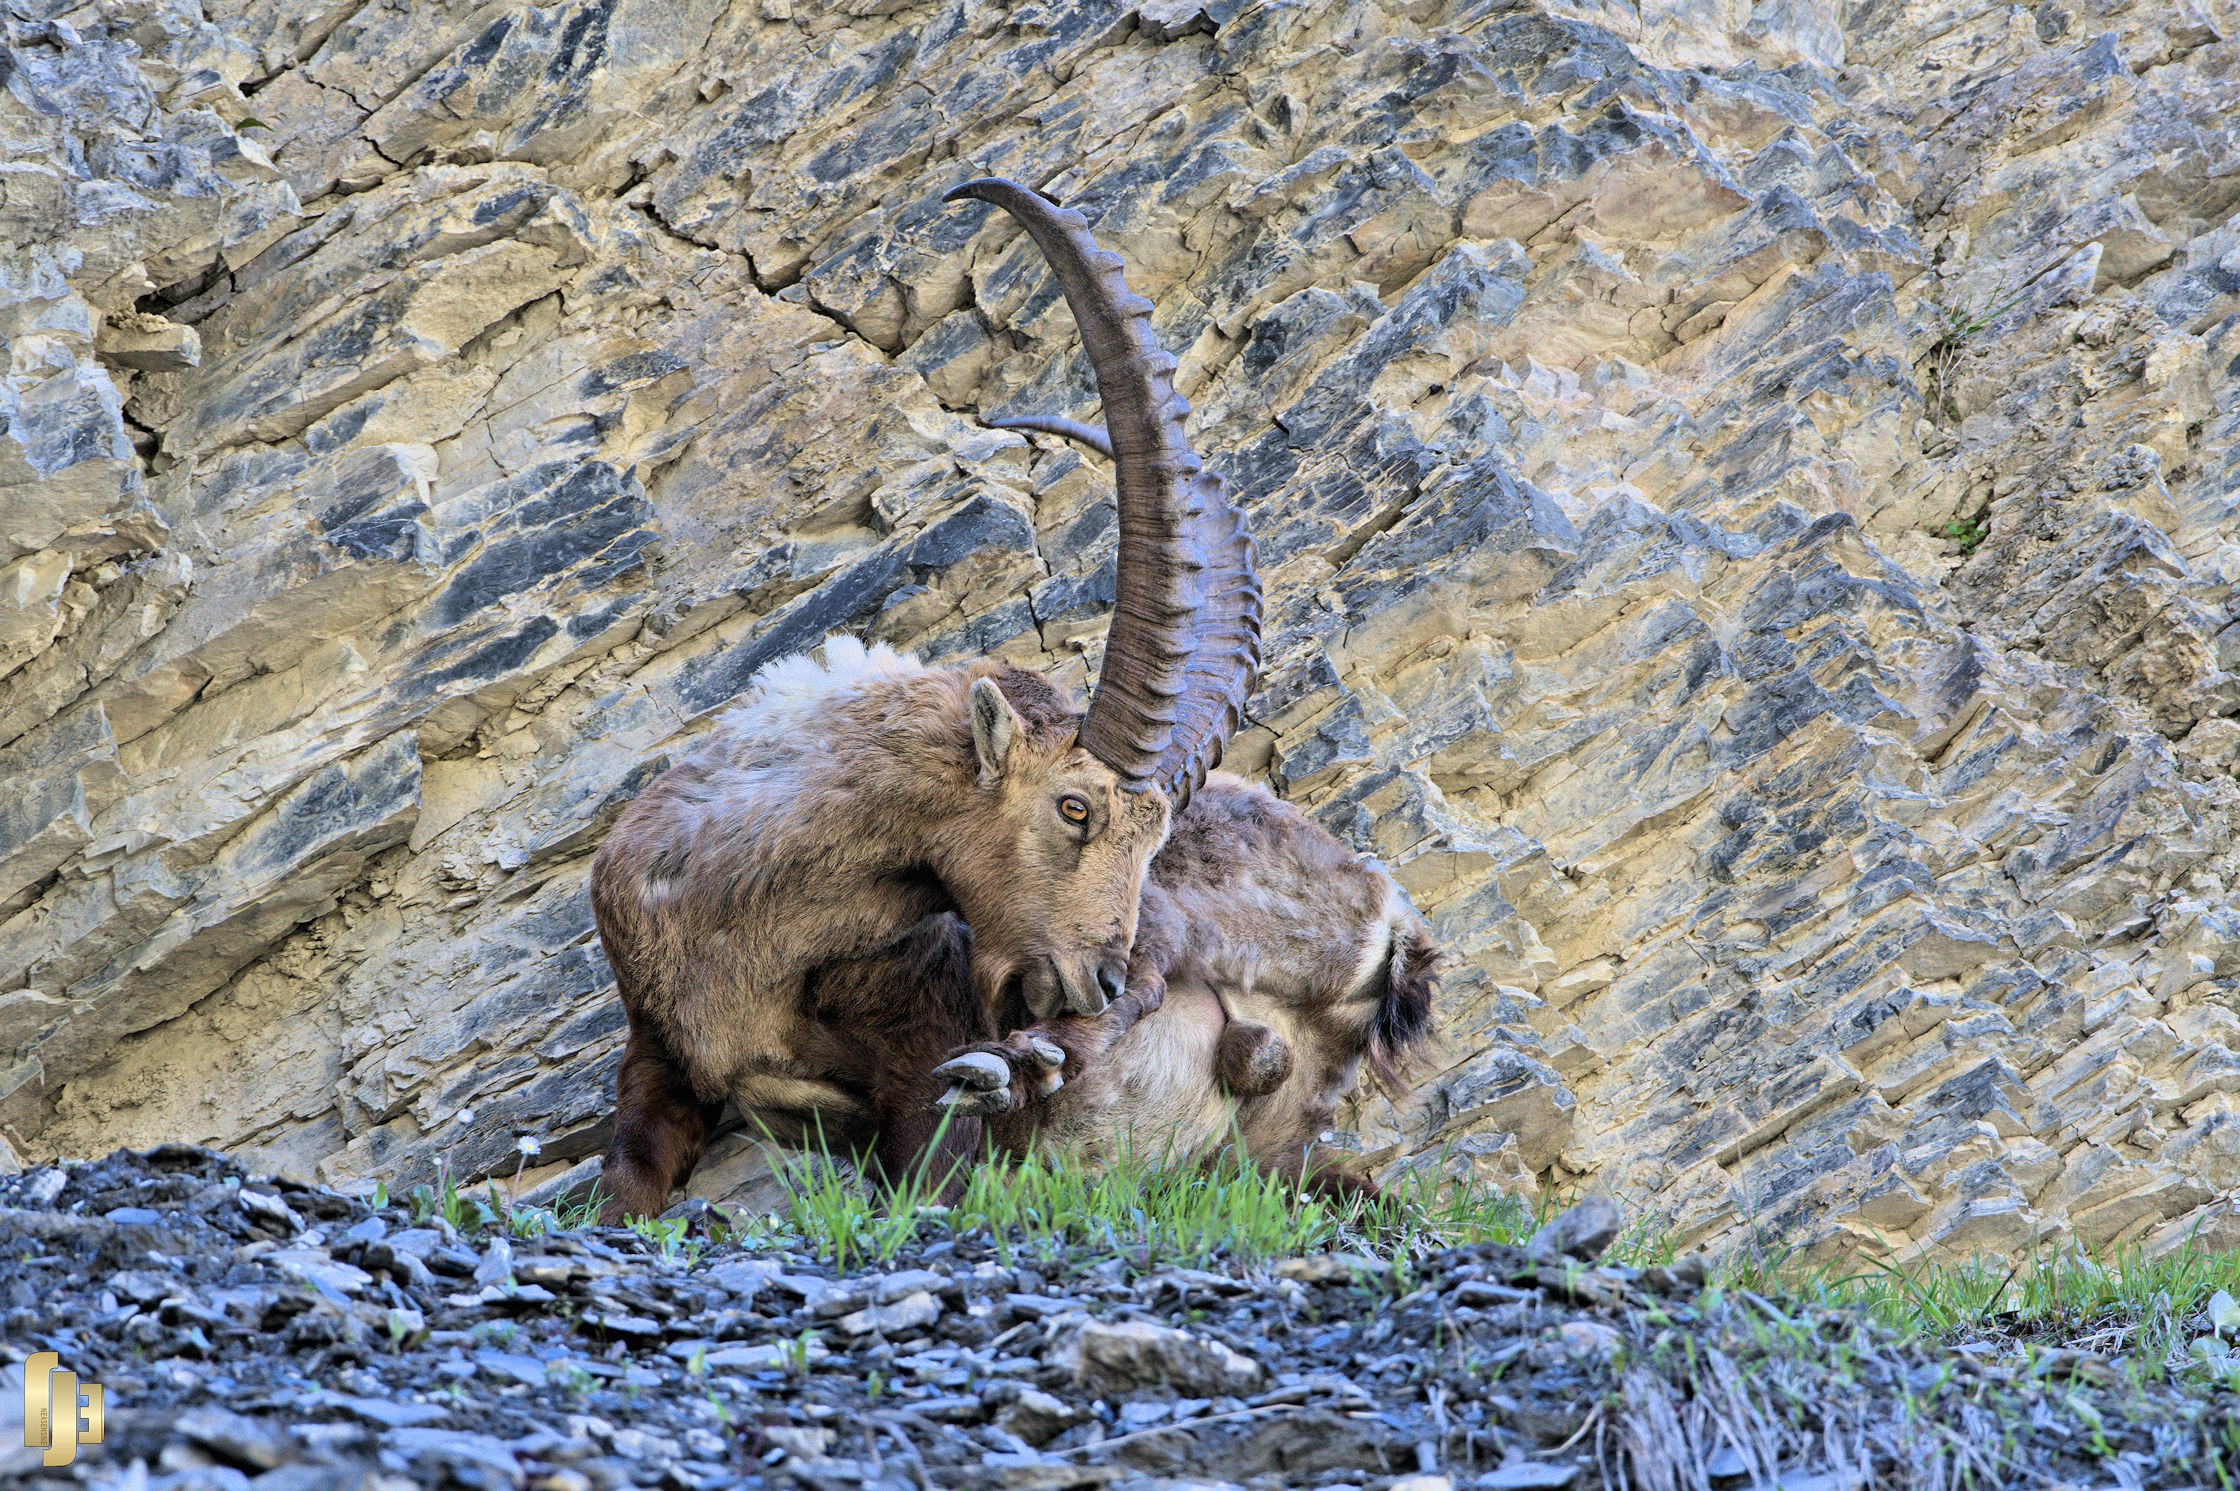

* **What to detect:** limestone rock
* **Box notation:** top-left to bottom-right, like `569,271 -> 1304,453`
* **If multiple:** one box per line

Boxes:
97,313 -> 203,373
1047,1319 -> 1265,1399
1,0 -> 2238,1265
1528,1198 -> 1625,1265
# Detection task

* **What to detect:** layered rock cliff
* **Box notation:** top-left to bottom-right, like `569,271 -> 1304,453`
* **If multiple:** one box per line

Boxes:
4,0 -> 2238,1262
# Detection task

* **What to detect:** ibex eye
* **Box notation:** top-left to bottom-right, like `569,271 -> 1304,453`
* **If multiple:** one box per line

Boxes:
1058,794 -> 1091,825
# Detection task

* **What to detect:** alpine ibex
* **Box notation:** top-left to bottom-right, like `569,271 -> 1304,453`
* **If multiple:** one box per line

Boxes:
823,774 -> 1440,1200
588,178 -> 1261,1219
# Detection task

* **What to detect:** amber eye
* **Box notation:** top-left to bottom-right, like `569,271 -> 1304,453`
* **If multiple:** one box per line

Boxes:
1058,794 -> 1091,826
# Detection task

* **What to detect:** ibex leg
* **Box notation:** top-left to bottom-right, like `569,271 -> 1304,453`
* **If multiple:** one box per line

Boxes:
600,1024 -> 722,1221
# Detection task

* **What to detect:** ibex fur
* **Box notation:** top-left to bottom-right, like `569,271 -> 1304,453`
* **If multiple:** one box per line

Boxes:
1018,776 -> 1439,1198
832,775 -> 1440,1199
588,177 -> 1261,1219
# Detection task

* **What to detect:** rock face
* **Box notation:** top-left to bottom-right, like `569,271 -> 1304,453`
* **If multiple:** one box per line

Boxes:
3,0 -> 2238,1263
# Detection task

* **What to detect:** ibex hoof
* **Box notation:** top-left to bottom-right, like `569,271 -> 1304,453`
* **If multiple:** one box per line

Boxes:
934,1051 -> 1011,1090
933,1050 -> 1020,1116
1024,1036 -> 1066,1095
936,1081 -> 1016,1116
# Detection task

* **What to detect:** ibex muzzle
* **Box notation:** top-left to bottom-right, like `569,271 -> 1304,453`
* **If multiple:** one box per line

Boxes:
586,177 -> 1261,1219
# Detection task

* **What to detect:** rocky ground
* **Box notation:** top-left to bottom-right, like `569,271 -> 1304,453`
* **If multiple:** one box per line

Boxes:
5,1147 -> 2238,1491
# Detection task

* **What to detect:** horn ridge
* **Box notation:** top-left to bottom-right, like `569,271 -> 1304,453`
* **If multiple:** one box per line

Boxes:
946,174 -> 1261,811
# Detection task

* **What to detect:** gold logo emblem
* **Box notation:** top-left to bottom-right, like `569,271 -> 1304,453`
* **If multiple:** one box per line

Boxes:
22,1352 -> 103,1467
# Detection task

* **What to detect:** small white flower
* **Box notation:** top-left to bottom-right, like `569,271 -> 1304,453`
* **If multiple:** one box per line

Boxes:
515,1136 -> 542,1158
454,1107 -> 476,1126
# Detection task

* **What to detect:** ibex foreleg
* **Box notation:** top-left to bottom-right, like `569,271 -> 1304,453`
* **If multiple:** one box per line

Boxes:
930,880 -> 1185,1116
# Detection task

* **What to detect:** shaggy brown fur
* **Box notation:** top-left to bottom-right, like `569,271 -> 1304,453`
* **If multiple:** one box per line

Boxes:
589,639 -> 1170,1218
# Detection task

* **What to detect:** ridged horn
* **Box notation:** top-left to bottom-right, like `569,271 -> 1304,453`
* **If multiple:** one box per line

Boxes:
944,176 -> 1261,809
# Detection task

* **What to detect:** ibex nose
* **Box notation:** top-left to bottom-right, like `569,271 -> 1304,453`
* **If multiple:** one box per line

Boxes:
1095,958 -> 1126,1009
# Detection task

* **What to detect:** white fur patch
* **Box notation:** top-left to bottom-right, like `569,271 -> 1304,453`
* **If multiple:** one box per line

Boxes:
1343,878 -> 1409,1001
1042,993 -> 1235,1168
719,634 -> 927,739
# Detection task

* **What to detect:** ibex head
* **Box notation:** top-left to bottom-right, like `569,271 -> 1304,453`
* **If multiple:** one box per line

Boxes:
936,176 -> 1263,1021
938,667 -> 1170,1020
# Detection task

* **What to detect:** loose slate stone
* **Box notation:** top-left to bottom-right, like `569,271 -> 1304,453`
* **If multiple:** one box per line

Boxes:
702,1339 -> 832,1370
837,1290 -> 944,1338
264,1248 -> 375,1299
0,1144 -> 2230,1487
313,1392 -> 453,1429
1274,1254 -> 1390,1285
1048,1320 -> 1265,1398
1476,1467 -> 1582,1489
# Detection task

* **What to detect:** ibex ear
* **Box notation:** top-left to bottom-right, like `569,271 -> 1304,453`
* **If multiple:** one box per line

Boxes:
970,677 -> 1022,784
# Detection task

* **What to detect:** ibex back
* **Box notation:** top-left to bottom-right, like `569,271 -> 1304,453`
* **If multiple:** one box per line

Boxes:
588,179 -> 1261,1219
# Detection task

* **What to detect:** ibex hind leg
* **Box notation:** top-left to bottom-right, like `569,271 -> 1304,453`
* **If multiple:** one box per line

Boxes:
931,1032 -> 1067,1117
601,1028 -> 722,1222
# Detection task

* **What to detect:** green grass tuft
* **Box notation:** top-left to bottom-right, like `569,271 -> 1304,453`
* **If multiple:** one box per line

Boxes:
1723,1232 -> 2240,1385
949,1143 -> 1339,1268
386,1135 -> 2240,1400
752,1133 -> 1542,1273
1920,278 -> 2031,424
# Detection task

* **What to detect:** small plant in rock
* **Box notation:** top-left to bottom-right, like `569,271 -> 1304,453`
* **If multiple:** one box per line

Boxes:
1921,280 -> 2030,423
407,1157 -> 486,1232
1935,514 -> 1989,553
384,1307 -> 426,1351
629,1213 -> 700,1263
506,1183 -> 610,1239
546,1361 -> 596,1399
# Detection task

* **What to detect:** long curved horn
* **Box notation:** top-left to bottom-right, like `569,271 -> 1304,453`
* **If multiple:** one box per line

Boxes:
945,176 -> 1261,809
987,414 -> 1113,460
